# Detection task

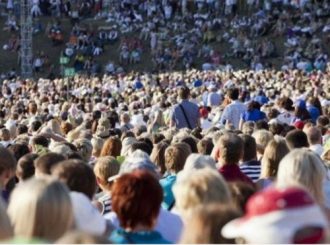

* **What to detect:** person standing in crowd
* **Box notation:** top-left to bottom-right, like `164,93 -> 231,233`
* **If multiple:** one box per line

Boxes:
220,88 -> 247,129
170,86 -> 200,129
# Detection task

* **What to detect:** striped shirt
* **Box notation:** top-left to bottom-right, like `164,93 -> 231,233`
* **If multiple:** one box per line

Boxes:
239,160 -> 261,183
98,194 -> 112,216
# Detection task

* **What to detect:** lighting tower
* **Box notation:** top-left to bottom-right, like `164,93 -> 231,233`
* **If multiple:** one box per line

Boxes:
20,0 -> 33,78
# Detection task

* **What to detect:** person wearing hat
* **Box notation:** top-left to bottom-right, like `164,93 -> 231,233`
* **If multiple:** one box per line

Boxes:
221,187 -> 329,244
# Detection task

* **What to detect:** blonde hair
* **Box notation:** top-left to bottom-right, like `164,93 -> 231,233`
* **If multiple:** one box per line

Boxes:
252,129 -> 274,154
94,156 -> 120,185
260,136 -> 289,178
8,178 -> 74,242
277,149 -> 326,205
91,136 -> 104,157
173,168 -> 231,214
0,198 -> 13,240
165,143 -> 191,173
179,204 -> 240,244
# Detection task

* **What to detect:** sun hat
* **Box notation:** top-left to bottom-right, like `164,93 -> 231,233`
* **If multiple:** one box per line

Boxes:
222,187 -> 328,244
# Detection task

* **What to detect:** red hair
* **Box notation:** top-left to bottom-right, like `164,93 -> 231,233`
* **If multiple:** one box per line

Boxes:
111,170 -> 163,229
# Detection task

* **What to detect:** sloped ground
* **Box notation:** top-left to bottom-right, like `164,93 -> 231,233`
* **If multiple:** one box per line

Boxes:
0,14 -> 326,78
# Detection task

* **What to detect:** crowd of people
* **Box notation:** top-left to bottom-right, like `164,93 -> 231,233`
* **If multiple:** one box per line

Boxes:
0,0 -> 329,76
0,0 -> 329,244
0,62 -> 328,243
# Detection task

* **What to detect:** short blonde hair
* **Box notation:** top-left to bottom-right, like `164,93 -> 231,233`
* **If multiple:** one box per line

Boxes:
277,149 -> 326,205
252,129 -> 274,154
8,178 -> 73,241
94,156 -> 120,184
91,136 -> 104,157
173,168 -> 231,214
165,143 -> 191,173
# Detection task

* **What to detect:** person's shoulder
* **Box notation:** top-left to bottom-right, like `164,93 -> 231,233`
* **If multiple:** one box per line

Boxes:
110,229 -> 128,244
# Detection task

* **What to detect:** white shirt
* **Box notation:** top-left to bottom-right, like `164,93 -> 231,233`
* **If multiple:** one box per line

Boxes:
104,209 -> 183,243
220,100 -> 247,129
310,144 -> 324,157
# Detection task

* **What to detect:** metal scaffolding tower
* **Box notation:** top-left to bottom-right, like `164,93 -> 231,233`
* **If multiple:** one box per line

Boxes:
20,0 -> 33,79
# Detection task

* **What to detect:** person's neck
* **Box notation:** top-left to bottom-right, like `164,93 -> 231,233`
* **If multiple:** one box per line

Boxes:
125,224 -> 153,233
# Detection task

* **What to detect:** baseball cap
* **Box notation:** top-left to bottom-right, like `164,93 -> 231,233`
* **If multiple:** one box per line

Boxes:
222,187 -> 328,244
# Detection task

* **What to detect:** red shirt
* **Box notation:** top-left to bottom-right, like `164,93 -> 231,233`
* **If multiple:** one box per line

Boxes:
219,163 -> 254,186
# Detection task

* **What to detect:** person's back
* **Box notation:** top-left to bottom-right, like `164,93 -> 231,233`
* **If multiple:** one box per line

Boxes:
171,86 -> 199,129
220,88 -> 246,129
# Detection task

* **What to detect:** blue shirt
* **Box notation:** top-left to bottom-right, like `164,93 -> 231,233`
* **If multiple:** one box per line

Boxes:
110,229 -> 171,244
307,106 -> 320,123
171,100 -> 199,129
159,174 -> 176,210
241,109 -> 266,122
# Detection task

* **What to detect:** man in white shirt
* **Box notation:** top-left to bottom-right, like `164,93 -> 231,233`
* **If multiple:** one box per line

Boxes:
220,87 -> 246,129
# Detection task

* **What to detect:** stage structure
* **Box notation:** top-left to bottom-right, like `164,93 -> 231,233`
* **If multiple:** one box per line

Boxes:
20,0 -> 33,78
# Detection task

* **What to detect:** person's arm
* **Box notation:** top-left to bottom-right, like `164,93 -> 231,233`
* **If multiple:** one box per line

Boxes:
220,106 -> 229,125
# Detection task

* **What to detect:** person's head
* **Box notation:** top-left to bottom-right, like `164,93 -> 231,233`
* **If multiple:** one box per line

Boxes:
8,178 -> 73,242
8,143 -> 30,162
94,156 -> 120,192
130,141 -> 152,155
183,153 -> 216,172
111,170 -> 163,230
56,231 -> 110,244
240,134 -> 257,162
178,86 -> 190,100
91,136 -> 104,158
73,138 -> 93,162
285,129 -> 309,150
252,129 -> 274,157
197,138 -> 214,155
277,149 -> 326,205
164,142 -> 191,174
34,153 -> 66,178
100,137 -> 122,158
173,168 -> 232,215
0,147 -> 16,189
180,204 -> 241,244
306,126 -> 322,146
227,87 -> 239,101
30,135 -> 50,151
260,136 -> 289,178
16,153 -> 38,182
214,133 -> 243,165
242,121 -> 255,135
229,181 -> 256,212
0,198 -> 13,240
222,187 -> 328,243
16,124 -> 28,135
150,141 -> 169,175
51,159 -> 96,200
120,113 -> 130,124
60,121 -> 73,135
0,128 -> 11,141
